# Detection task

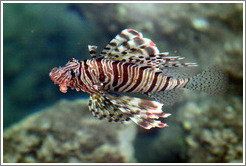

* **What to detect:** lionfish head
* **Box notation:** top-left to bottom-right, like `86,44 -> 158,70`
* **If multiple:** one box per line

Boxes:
49,58 -> 80,93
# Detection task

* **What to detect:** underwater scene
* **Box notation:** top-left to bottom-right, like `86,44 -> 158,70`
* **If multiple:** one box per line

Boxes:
3,3 -> 243,163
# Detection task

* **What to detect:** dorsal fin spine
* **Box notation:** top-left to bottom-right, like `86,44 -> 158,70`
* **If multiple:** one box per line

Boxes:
88,45 -> 98,58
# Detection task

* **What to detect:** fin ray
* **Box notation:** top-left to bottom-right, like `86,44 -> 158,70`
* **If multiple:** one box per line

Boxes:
89,93 -> 129,122
98,29 -> 197,70
104,92 -> 171,129
88,45 -> 98,58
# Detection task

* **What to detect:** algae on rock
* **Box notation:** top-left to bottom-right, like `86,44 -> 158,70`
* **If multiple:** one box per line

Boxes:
178,95 -> 243,163
3,99 -> 137,163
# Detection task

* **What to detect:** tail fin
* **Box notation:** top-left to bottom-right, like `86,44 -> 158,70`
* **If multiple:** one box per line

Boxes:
185,66 -> 228,95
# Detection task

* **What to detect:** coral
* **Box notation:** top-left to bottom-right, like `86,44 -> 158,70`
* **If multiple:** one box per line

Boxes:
3,99 -> 137,163
178,94 -> 243,163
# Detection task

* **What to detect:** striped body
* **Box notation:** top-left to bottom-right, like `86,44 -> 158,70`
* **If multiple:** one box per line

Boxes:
49,29 -> 226,129
74,59 -> 189,94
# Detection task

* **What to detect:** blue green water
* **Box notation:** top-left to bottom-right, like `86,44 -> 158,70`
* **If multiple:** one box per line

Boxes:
3,3 -> 104,128
3,3 -> 243,163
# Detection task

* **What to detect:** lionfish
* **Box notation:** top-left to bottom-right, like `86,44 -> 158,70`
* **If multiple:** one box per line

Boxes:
49,29 -> 226,129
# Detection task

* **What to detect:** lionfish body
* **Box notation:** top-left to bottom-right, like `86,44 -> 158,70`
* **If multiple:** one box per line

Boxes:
50,29 -> 226,129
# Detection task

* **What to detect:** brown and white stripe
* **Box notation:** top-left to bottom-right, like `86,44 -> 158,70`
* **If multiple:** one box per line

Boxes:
76,59 -> 190,94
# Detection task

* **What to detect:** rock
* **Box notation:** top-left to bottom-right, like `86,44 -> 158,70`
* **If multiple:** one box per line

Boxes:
178,96 -> 243,163
3,99 -> 137,163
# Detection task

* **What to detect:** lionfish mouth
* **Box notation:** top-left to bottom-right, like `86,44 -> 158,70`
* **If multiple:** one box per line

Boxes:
59,83 -> 68,93
49,67 -> 58,82
49,67 -> 69,93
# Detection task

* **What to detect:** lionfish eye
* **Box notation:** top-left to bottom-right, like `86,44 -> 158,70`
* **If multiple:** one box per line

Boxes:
70,70 -> 75,77
69,58 -> 75,62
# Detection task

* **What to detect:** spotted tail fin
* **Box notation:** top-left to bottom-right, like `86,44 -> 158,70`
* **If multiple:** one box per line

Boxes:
185,66 -> 228,95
